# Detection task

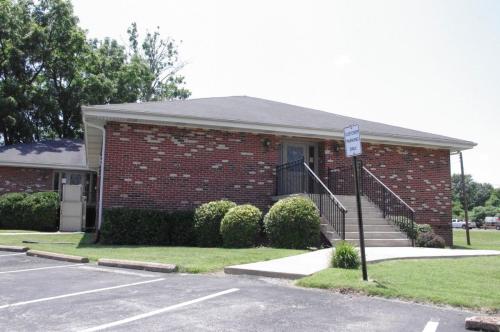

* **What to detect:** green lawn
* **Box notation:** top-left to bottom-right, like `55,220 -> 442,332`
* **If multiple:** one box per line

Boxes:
298,256 -> 500,311
0,233 -> 305,273
298,230 -> 500,311
453,229 -> 500,250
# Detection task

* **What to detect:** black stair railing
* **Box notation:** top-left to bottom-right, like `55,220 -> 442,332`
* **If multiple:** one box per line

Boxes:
359,167 -> 416,245
276,158 -> 347,240
328,164 -> 416,245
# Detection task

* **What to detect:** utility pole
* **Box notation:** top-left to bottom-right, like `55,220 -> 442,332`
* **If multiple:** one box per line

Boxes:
459,152 -> 471,246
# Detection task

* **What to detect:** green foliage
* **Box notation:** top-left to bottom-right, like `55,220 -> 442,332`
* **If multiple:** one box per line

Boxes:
0,192 -> 58,231
0,1 -> 190,145
332,241 -> 360,269
485,191 -> 500,208
389,216 -> 418,239
470,205 -> 500,222
194,200 -> 237,247
264,196 -> 321,249
220,204 -> 262,248
416,223 -> 432,234
416,231 -> 445,248
451,174 -> 494,210
101,208 -> 195,245
0,192 -> 27,228
20,192 -> 60,231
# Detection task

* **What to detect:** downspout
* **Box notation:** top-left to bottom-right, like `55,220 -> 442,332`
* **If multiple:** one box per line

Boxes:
85,122 -> 106,243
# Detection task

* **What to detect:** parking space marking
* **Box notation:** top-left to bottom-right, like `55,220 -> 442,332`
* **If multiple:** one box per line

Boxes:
422,320 -> 439,332
0,278 -> 165,309
77,266 -> 157,278
80,288 -> 240,332
0,263 -> 83,274
0,253 -> 25,258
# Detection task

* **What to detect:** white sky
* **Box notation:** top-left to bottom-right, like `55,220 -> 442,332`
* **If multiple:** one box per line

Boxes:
72,0 -> 500,187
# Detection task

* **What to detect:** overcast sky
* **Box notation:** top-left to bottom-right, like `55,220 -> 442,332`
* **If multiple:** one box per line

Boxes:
72,0 -> 500,187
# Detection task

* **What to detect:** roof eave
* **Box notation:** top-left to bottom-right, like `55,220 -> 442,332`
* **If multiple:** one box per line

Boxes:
82,107 -> 477,151
0,161 -> 91,171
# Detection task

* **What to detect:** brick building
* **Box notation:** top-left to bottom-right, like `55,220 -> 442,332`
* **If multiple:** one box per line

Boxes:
1,96 -> 475,245
0,140 -> 97,229
81,96 -> 475,246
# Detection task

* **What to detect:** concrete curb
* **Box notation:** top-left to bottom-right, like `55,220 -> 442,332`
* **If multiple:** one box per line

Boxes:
26,250 -> 89,263
465,316 -> 500,332
0,245 -> 29,252
98,258 -> 177,273
224,266 -> 306,279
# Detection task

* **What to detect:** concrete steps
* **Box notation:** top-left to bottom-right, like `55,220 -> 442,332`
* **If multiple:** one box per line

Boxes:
324,195 -> 411,247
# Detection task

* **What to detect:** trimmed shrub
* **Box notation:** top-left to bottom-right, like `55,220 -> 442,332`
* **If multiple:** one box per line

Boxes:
416,231 -> 445,248
220,204 -> 262,248
332,241 -> 360,269
194,200 -> 237,247
264,196 -> 321,249
416,223 -> 432,234
101,208 -> 195,245
0,192 -> 27,229
20,192 -> 60,231
0,192 -> 58,231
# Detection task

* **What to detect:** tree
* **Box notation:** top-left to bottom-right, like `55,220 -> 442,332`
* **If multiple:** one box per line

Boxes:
127,23 -> 190,101
451,174 -> 494,209
0,1 -> 190,145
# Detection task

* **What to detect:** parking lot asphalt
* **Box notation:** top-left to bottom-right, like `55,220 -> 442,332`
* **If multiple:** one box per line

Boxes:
0,251 -> 472,332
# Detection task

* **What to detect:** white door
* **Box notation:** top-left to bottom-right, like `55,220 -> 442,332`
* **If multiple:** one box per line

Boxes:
59,184 -> 84,232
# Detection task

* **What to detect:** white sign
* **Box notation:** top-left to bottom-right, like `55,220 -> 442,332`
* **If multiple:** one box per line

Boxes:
344,124 -> 362,157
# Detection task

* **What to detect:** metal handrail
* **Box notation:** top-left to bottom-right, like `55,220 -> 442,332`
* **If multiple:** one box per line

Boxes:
275,158 -> 347,241
362,166 -> 415,212
303,162 -> 347,212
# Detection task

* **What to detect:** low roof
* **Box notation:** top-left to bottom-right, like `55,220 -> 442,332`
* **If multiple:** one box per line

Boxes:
0,139 -> 88,171
83,96 -> 476,168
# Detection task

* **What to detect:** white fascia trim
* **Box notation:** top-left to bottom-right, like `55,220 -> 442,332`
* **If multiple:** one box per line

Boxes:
82,108 -> 476,151
0,161 -> 90,171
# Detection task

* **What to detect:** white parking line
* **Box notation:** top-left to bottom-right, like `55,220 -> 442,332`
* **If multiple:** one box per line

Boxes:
80,288 -> 240,332
422,320 -> 439,332
0,253 -> 25,258
0,264 -> 83,274
0,278 -> 165,309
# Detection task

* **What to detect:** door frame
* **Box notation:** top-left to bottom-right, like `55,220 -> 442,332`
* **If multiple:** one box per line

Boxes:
281,140 -> 319,175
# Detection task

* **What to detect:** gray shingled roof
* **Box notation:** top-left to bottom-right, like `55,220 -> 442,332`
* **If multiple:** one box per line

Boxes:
0,139 -> 87,170
84,96 -> 476,149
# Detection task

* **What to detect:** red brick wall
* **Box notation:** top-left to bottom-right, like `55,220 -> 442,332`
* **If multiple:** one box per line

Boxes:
102,122 -> 453,245
103,122 -> 280,211
319,140 -> 452,245
0,166 -> 53,194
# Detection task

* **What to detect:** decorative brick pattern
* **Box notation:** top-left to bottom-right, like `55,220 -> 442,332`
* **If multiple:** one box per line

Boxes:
103,123 -> 280,211
319,141 -> 453,245
0,167 -> 53,193
102,122 -> 453,245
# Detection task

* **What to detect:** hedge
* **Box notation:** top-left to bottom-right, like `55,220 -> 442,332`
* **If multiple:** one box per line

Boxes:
194,200 -> 237,247
220,204 -> 262,248
264,196 -> 321,249
101,208 -> 195,245
0,192 -> 59,231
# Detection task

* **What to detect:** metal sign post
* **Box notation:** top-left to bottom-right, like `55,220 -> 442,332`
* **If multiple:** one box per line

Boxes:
344,124 -> 368,281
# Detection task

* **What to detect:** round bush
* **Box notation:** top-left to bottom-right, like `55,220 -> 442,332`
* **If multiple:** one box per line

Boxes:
264,196 -> 320,249
416,231 -> 445,248
332,241 -> 360,269
220,204 -> 262,248
194,200 -> 237,247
